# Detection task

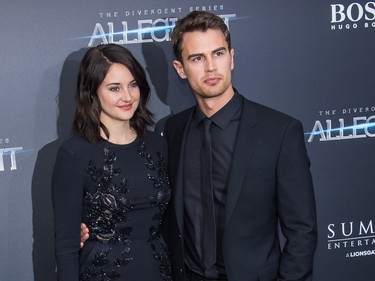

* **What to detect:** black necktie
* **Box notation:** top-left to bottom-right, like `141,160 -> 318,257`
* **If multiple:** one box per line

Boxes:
200,118 -> 216,269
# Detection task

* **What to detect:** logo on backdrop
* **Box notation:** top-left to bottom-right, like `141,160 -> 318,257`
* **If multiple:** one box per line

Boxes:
305,105 -> 375,142
327,219 -> 375,258
330,2 -> 375,31
76,4 -> 236,46
0,138 -> 23,172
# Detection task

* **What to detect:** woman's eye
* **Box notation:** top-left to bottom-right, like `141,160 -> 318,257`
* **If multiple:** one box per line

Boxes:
129,81 -> 138,88
110,86 -> 120,92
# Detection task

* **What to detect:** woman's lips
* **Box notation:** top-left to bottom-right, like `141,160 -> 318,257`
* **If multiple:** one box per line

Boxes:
118,103 -> 132,110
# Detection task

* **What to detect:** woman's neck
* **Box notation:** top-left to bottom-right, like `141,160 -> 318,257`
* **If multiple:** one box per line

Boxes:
100,122 -> 138,145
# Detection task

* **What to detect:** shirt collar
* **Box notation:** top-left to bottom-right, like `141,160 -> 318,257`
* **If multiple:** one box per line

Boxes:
193,90 -> 243,129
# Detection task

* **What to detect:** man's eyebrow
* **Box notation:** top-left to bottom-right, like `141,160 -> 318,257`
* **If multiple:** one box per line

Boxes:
187,47 -> 227,61
212,47 -> 227,53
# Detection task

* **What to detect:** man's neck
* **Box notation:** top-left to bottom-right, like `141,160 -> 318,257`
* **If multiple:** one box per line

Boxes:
196,87 -> 235,117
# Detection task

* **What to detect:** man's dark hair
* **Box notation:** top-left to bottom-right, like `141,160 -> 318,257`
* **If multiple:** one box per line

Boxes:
172,11 -> 232,62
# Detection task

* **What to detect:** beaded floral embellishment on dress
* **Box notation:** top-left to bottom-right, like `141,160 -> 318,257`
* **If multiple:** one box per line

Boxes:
79,140 -> 171,281
138,141 -> 172,280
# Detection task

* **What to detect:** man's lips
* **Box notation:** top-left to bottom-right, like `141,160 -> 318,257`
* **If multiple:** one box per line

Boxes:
204,77 -> 220,85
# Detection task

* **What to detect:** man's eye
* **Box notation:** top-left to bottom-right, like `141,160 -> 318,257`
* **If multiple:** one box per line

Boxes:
192,56 -> 203,62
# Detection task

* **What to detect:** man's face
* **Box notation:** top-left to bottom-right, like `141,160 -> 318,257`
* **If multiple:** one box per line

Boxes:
173,28 -> 234,103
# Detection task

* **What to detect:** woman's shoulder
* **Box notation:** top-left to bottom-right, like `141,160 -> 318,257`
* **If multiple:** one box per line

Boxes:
58,135 -> 94,156
142,130 -> 167,152
144,130 -> 166,142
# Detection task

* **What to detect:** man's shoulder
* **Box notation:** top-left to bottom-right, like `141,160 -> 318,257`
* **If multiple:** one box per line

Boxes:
242,96 -> 297,124
166,106 -> 195,127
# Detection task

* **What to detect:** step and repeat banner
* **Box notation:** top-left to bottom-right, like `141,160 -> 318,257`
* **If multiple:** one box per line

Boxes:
1,1 -> 374,280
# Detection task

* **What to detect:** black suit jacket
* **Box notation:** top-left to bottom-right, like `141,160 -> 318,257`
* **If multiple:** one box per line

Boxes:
163,94 -> 317,281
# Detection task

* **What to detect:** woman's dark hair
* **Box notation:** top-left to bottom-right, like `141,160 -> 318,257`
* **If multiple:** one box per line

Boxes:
73,44 -> 154,143
172,11 -> 232,62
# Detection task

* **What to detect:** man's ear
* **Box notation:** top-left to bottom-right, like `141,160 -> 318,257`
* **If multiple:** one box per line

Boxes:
230,48 -> 235,71
173,60 -> 187,79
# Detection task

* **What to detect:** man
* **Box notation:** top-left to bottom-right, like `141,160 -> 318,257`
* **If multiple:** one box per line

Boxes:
82,11 -> 317,281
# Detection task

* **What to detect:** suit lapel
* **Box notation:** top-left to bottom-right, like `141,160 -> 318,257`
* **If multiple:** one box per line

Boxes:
224,100 -> 260,227
169,100 -> 260,232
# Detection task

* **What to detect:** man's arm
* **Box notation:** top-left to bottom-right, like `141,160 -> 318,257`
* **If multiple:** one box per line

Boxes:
277,119 -> 317,281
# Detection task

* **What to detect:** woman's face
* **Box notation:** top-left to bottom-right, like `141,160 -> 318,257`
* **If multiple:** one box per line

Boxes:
97,63 -> 140,127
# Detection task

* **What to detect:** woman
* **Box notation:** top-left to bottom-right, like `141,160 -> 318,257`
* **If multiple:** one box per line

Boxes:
52,44 -> 171,281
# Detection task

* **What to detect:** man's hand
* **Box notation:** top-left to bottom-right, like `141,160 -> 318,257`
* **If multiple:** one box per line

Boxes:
80,223 -> 89,248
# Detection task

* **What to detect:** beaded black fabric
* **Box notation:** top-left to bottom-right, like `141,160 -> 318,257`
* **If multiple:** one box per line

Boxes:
79,140 -> 171,281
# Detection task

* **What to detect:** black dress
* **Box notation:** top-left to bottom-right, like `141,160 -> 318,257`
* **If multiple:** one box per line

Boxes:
52,132 -> 172,281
